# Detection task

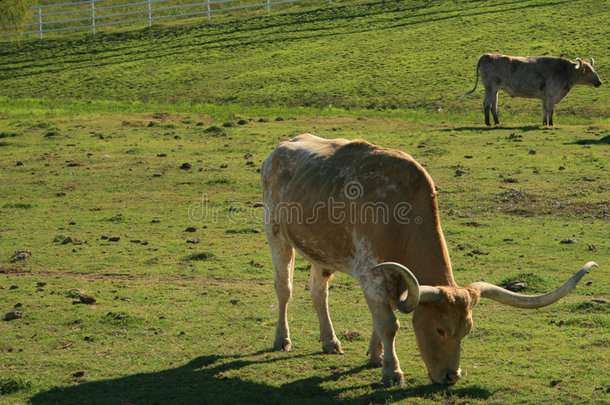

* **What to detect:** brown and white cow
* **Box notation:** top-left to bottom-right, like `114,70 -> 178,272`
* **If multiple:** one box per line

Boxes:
463,53 -> 602,126
262,133 -> 596,386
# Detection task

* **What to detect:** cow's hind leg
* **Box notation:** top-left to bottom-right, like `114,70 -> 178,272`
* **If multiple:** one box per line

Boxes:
269,236 -> 295,351
483,88 -> 499,126
490,90 -> 500,125
309,264 -> 343,354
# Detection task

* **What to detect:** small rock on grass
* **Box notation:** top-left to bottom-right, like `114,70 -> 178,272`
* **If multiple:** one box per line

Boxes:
11,250 -> 31,262
62,237 -> 84,245
505,280 -> 526,292
4,311 -> 22,321
79,294 -> 97,304
592,299 -> 607,304
560,238 -> 578,244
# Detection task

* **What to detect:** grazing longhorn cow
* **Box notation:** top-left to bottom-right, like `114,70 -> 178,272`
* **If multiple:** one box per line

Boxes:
262,133 -> 596,386
463,53 -> 602,126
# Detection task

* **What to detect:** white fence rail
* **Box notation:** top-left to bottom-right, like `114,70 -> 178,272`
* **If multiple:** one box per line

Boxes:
2,0 -> 333,38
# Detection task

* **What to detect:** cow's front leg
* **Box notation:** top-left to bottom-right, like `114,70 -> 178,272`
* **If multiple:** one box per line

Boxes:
547,104 -> 555,127
367,329 -> 383,367
542,101 -> 548,125
544,97 -> 556,126
365,297 -> 404,386
309,265 -> 343,354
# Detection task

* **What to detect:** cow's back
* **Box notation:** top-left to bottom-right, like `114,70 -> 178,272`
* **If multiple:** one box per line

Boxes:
262,134 -> 437,270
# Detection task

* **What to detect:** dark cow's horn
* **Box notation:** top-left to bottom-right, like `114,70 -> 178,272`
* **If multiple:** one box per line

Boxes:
470,262 -> 597,309
575,58 -> 583,70
373,262 -> 420,313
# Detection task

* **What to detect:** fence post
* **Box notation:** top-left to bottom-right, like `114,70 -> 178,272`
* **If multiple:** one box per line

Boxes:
147,0 -> 152,27
37,7 -> 43,39
266,0 -> 270,14
91,0 -> 95,34
206,0 -> 210,21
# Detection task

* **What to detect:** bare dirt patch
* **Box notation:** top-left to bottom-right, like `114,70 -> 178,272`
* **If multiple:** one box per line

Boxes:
495,188 -> 609,219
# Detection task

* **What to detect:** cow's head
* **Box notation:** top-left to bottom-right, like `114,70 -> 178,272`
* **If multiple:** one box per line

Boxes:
375,262 -> 597,385
412,286 -> 478,384
575,58 -> 603,87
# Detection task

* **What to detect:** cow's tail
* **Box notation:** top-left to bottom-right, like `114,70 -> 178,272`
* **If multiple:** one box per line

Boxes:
461,57 -> 481,97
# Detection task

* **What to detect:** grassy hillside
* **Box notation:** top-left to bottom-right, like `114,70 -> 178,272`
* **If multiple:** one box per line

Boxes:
1,0 -> 608,122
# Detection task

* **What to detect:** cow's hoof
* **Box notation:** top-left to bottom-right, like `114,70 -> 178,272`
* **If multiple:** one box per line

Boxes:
382,370 -> 405,387
322,339 -> 344,354
274,338 -> 292,352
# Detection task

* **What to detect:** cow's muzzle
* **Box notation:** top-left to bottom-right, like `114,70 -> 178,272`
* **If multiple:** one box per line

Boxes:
595,81 -> 602,87
430,368 -> 462,385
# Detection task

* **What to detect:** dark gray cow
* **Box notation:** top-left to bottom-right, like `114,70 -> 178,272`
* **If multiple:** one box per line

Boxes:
463,53 -> 602,126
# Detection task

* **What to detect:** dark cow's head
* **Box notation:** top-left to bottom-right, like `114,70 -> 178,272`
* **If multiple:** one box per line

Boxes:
575,58 -> 603,87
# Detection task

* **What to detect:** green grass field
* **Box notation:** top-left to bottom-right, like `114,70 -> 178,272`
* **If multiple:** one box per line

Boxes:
1,0 -> 609,403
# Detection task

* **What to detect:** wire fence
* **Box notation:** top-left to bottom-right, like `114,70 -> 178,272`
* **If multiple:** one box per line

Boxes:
1,0 -> 333,39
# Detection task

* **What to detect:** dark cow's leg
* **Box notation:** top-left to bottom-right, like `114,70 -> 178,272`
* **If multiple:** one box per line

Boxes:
483,88 -> 499,126
542,101 -> 548,125
483,91 -> 492,126
544,97 -> 555,126
483,103 -> 491,126
491,90 -> 500,125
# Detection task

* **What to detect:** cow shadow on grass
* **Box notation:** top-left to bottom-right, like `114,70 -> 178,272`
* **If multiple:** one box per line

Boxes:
442,125 -> 543,133
29,351 -> 493,405
571,134 -> 610,145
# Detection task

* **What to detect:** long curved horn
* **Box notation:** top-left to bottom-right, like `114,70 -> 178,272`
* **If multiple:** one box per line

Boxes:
575,58 -> 583,70
373,262 -> 444,313
590,57 -> 595,67
471,262 -> 597,309
373,262 -> 420,313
